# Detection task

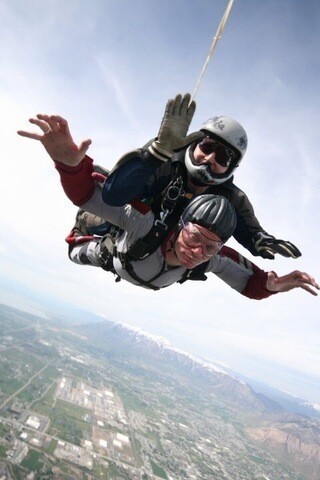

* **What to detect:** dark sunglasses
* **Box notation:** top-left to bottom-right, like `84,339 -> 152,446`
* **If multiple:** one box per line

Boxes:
198,137 -> 237,167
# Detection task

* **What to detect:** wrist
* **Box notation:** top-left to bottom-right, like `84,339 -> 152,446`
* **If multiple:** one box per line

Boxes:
54,155 -> 93,173
148,141 -> 172,162
55,155 -> 95,206
265,271 -> 279,293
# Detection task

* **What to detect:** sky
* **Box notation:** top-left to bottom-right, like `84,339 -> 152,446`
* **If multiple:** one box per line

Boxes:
0,0 -> 319,402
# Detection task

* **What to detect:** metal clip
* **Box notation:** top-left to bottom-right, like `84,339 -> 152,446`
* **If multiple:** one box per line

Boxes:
155,209 -> 171,230
161,177 -> 184,213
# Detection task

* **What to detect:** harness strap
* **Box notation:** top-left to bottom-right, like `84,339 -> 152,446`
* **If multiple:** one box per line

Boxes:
98,234 -> 169,290
178,261 -> 210,284
97,153 -> 196,288
124,161 -> 191,262
118,254 -> 168,291
97,234 -> 121,283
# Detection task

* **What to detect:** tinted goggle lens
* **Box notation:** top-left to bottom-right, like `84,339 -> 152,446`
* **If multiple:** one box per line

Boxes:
181,221 -> 222,257
198,138 -> 236,167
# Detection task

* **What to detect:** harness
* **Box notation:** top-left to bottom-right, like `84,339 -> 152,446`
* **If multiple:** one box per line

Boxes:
95,150 -> 215,289
96,158 -> 195,289
126,161 -> 191,261
177,261 -> 209,284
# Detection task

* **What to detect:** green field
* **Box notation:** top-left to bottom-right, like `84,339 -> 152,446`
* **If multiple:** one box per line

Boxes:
47,399 -> 92,445
32,382 -> 57,415
21,449 -> 44,470
151,459 -> 167,479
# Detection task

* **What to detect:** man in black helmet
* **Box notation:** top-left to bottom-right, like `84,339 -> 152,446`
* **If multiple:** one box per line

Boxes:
16,115 -> 319,298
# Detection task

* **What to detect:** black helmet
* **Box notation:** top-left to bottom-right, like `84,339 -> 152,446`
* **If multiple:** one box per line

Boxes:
181,195 -> 236,243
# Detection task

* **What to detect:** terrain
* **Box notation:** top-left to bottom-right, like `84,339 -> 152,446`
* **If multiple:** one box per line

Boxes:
0,303 -> 319,479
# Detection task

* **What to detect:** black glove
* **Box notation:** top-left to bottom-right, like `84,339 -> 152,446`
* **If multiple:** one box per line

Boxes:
148,93 -> 203,162
254,232 -> 302,260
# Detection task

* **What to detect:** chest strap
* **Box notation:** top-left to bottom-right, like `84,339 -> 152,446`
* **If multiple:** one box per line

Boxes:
118,253 -> 170,290
125,163 -> 192,262
178,261 -> 209,284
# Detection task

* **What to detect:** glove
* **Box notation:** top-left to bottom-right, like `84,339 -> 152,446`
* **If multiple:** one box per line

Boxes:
254,232 -> 302,260
148,93 -> 204,162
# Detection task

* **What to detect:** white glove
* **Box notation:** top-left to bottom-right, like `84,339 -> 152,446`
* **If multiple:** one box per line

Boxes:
148,93 -> 204,162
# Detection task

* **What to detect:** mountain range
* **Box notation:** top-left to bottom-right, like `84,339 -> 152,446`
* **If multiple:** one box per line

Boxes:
71,319 -> 320,479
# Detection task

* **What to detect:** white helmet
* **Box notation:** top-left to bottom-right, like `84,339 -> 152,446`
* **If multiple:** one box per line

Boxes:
185,116 -> 248,185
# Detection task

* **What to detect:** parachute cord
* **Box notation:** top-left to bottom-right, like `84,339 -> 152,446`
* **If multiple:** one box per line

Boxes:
190,0 -> 235,104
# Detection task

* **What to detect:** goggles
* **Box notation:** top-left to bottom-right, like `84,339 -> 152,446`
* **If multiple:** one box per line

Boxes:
198,137 -> 237,167
180,220 -> 222,258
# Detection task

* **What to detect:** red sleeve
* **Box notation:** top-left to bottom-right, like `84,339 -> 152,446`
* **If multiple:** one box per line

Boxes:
242,266 -> 277,299
220,246 -> 278,300
54,155 -> 95,206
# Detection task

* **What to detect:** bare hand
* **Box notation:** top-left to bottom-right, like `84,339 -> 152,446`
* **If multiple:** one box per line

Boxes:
17,114 -> 92,166
266,270 -> 319,296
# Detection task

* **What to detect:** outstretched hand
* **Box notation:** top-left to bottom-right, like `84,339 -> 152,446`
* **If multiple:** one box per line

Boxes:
160,93 -> 204,151
17,115 -> 91,166
266,270 -> 319,296
149,93 -> 203,161
254,232 -> 301,259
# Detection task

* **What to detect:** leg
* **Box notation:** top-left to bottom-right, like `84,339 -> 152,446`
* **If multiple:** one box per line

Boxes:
65,209 -> 110,245
66,209 -> 107,266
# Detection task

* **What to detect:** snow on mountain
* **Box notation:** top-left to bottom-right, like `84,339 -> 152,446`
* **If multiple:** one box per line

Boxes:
75,319 -> 284,414
115,321 -> 228,375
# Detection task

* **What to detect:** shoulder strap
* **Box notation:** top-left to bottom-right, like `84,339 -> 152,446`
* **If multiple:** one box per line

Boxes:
98,154 -> 193,280
178,261 -> 209,284
117,256 -> 168,290
125,161 -> 192,261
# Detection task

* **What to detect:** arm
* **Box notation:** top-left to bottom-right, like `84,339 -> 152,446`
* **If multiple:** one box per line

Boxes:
17,114 -> 92,166
208,246 -> 319,299
17,115 -> 130,227
102,93 -> 203,205
18,114 -> 157,239
229,184 -> 301,260
17,114 -> 148,206
148,93 -> 203,162
56,92 -> 201,209
101,153 -> 159,206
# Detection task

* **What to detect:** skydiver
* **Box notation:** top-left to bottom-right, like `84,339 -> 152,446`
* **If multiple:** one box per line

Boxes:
23,94 -> 300,261
93,93 -> 302,260
17,115 -> 319,297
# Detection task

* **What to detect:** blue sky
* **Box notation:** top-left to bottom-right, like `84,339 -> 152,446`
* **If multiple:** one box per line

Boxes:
1,0 -> 319,402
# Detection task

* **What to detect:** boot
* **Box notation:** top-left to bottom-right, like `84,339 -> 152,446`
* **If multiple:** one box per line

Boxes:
66,209 -> 109,245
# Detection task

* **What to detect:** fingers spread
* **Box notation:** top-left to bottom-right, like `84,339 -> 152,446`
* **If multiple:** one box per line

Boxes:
179,93 -> 191,116
17,130 -> 42,140
285,241 -> 302,258
300,284 -> 318,296
29,117 -> 50,133
269,270 -> 319,295
79,139 -> 92,156
164,98 -> 175,118
37,114 -> 60,133
291,271 -> 319,295
49,115 -> 71,135
49,115 -> 68,125
171,94 -> 182,116
186,100 -> 196,122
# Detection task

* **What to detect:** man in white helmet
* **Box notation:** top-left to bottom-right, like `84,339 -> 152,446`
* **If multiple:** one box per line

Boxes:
97,94 -> 301,260
16,114 -> 319,298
